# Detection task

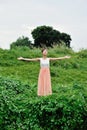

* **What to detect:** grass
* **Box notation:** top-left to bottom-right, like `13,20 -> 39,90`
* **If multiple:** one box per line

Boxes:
0,46 -> 87,129
0,46 -> 87,86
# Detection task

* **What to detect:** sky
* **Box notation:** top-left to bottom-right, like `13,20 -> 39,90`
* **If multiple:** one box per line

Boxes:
0,0 -> 87,51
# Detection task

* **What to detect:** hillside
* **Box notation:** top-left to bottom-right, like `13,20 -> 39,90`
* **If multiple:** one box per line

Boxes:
0,46 -> 87,130
0,46 -> 87,85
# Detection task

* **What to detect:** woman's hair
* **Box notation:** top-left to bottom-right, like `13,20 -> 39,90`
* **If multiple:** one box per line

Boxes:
41,47 -> 47,53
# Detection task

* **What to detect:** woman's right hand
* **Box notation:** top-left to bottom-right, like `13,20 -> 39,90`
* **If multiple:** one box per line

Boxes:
17,57 -> 24,60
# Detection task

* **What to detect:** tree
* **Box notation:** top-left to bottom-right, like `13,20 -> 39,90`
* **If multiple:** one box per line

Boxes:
60,33 -> 72,48
10,36 -> 32,49
31,25 -> 61,47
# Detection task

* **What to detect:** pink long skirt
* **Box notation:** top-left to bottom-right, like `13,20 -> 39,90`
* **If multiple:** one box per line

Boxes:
37,67 -> 52,96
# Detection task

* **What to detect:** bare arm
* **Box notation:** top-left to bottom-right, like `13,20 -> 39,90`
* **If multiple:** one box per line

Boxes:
17,57 -> 40,61
49,56 -> 71,61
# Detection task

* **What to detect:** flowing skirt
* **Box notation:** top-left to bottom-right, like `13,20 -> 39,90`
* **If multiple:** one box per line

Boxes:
38,67 -> 52,96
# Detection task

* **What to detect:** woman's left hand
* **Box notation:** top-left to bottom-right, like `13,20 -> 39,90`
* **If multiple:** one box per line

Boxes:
64,56 -> 71,59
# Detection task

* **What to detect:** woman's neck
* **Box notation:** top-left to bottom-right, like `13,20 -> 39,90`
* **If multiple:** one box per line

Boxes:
43,55 -> 47,59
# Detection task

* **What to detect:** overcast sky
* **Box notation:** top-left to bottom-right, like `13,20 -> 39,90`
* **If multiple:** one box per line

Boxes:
0,0 -> 87,51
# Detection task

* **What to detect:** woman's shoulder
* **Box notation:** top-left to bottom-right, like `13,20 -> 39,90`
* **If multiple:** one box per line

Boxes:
47,57 -> 50,60
35,58 -> 41,61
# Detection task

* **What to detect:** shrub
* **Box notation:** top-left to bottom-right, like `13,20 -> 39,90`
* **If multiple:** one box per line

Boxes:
0,76 -> 87,130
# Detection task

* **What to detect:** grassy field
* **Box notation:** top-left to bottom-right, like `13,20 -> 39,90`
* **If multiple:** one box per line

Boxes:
0,46 -> 87,86
0,46 -> 87,130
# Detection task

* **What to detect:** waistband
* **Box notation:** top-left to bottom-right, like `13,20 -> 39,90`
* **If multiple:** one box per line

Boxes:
40,64 -> 49,67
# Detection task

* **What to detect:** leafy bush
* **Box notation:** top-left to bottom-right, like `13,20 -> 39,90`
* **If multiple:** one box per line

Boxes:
0,76 -> 87,130
10,36 -> 32,49
77,49 -> 87,58
0,47 -> 87,129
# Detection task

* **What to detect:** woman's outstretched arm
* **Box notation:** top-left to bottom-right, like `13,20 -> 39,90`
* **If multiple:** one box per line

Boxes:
17,57 -> 40,61
50,56 -> 71,61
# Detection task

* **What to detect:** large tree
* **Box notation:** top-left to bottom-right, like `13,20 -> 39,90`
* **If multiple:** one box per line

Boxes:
31,25 -> 72,48
10,36 -> 32,49
31,25 -> 61,47
61,33 -> 71,48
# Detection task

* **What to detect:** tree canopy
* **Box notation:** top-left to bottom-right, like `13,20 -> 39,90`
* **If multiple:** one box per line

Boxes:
31,25 -> 72,48
10,26 -> 72,49
10,36 -> 32,49
61,33 -> 71,48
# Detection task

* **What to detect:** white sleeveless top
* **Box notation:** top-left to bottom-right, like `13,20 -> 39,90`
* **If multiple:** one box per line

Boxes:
40,58 -> 50,67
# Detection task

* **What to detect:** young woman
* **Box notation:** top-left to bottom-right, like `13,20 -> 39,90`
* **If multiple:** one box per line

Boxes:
18,48 -> 70,96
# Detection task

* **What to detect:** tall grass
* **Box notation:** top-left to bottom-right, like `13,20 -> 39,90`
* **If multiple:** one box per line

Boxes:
0,46 -> 87,129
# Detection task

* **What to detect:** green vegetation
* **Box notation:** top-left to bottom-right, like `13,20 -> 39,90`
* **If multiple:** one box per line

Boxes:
0,46 -> 87,130
10,25 -> 71,49
32,25 -> 71,47
10,36 -> 32,49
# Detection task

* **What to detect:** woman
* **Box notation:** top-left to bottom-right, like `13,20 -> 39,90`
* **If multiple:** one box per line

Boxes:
18,48 -> 70,96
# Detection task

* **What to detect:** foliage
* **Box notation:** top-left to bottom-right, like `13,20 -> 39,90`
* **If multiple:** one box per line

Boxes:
10,36 -> 32,49
31,25 -> 72,47
77,49 -> 87,58
0,76 -> 87,130
0,47 -> 87,129
0,47 -> 87,85
61,33 -> 71,48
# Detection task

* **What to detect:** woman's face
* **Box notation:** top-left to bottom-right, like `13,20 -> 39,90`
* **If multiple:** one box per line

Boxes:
42,49 -> 48,56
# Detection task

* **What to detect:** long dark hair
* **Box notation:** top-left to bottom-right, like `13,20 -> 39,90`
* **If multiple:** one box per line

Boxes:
41,47 -> 47,53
